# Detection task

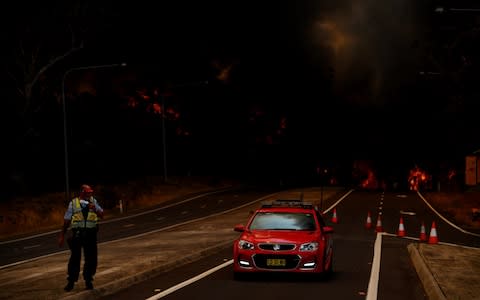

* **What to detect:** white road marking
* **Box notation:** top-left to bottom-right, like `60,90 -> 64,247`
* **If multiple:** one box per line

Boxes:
322,189 -> 354,213
145,259 -> 233,300
381,232 -> 480,249
142,190 -> 353,299
0,190 -> 321,270
417,191 -> 480,237
0,266 -> 64,287
0,187 -> 238,245
366,232 -> 383,300
400,210 -> 416,216
97,267 -> 122,276
23,244 -> 41,250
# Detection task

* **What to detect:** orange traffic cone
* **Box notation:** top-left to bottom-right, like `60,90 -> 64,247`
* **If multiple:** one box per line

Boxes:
419,221 -> 427,242
428,221 -> 439,244
331,208 -> 338,224
365,211 -> 372,229
397,216 -> 406,237
375,214 -> 383,232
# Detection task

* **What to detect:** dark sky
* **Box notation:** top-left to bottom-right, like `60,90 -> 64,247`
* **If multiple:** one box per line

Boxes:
91,0 -> 475,155
3,0 -> 480,194
123,1 -> 425,103
97,1 -> 476,160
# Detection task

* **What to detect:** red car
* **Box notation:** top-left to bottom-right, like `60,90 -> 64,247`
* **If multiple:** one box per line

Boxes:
232,199 -> 334,279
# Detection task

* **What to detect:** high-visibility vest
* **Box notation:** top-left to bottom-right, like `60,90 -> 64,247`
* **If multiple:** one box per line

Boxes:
71,197 -> 99,229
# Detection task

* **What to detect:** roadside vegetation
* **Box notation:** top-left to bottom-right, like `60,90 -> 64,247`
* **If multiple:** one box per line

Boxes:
1,179 -> 478,241
0,176 -> 236,240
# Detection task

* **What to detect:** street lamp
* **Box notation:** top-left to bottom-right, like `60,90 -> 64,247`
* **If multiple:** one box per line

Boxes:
159,80 -> 208,183
161,93 -> 167,182
61,62 -> 126,203
320,168 -> 328,211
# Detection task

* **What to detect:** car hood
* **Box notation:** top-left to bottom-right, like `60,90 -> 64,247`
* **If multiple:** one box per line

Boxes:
242,230 -> 320,244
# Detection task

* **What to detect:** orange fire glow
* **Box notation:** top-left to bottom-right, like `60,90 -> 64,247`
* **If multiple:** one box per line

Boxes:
354,160 -> 378,189
212,60 -> 234,83
152,103 -> 162,114
361,170 -> 378,189
408,166 -> 430,191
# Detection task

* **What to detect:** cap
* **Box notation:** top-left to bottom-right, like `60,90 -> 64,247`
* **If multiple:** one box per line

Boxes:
81,184 -> 94,193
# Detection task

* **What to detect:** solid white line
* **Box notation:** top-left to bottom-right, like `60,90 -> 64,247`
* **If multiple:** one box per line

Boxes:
23,244 -> 41,250
145,259 -> 233,300
323,189 -> 355,213
0,191 -> 282,269
101,187 -> 238,224
0,187 -> 238,245
0,250 -> 70,270
100,192 -> 283,245
366,232 -> 383,300
417,191 -> 480,237
0,187 -> 347,270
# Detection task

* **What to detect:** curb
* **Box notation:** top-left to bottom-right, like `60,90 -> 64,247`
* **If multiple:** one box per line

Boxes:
60,240 -> 235,300
407,243 -> 446,300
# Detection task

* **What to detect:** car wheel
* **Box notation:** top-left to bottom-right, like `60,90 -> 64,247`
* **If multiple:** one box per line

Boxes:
326,255 -> 333,274
319,253 -> 333,281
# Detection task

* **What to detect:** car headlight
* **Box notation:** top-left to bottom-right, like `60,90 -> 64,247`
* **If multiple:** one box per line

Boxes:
238,239 -> 254,250
299,242 -> 319,251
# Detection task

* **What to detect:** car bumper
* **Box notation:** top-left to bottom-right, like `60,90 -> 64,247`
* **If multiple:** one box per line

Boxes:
233,250 -> 326,273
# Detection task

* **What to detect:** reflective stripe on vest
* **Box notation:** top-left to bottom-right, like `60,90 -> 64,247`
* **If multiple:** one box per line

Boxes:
71,197 -> 98,229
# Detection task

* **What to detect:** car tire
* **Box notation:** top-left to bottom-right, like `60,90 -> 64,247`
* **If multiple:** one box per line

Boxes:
320,254 -> 334,280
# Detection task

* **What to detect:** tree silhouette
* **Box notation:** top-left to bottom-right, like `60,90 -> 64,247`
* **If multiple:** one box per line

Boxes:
3,1 -> 121,197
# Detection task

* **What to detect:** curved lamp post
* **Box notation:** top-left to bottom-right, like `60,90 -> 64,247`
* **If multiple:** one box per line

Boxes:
160,80 -> 208,183
61,62 -> 126,203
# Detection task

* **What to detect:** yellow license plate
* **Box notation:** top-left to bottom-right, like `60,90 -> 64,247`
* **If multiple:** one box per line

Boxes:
266,259 -> 286,266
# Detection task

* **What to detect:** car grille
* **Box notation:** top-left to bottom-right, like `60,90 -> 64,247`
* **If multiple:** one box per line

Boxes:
258,243 -> 296,251
253,254 -> 301,270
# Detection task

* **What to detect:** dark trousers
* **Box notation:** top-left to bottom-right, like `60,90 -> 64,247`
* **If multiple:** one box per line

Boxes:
67,229 -> 98,282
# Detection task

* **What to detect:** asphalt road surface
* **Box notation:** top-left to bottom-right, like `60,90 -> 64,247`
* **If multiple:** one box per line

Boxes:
0,185 -> 279,266
100,189 -> 480,300
2,188 -> 478,300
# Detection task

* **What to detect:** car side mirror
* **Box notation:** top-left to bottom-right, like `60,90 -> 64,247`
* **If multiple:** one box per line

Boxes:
234,224 -> 245,232
323,226 -> 334,234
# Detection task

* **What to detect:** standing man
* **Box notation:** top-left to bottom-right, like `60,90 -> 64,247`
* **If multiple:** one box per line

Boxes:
58,184 -> 104,291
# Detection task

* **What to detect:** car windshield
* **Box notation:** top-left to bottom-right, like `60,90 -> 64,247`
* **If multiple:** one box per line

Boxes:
249,212 -> 317,231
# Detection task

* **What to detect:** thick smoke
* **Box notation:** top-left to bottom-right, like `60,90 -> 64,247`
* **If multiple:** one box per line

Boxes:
307,0 -> 428,106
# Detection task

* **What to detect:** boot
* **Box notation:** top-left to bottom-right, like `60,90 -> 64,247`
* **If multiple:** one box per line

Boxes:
85,281 -> 94,290
64,281 -> 75,292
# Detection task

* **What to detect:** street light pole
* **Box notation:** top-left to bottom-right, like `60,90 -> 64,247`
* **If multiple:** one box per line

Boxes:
159,80 -> 207,183
320,168 -> 328,211
161,94 -> 167,183
61,62 -> 126,204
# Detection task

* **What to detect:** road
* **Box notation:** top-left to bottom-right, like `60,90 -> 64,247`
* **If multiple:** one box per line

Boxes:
100,189 -> 479,300
1,187 -> 478,300
0,185 -> 278,266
